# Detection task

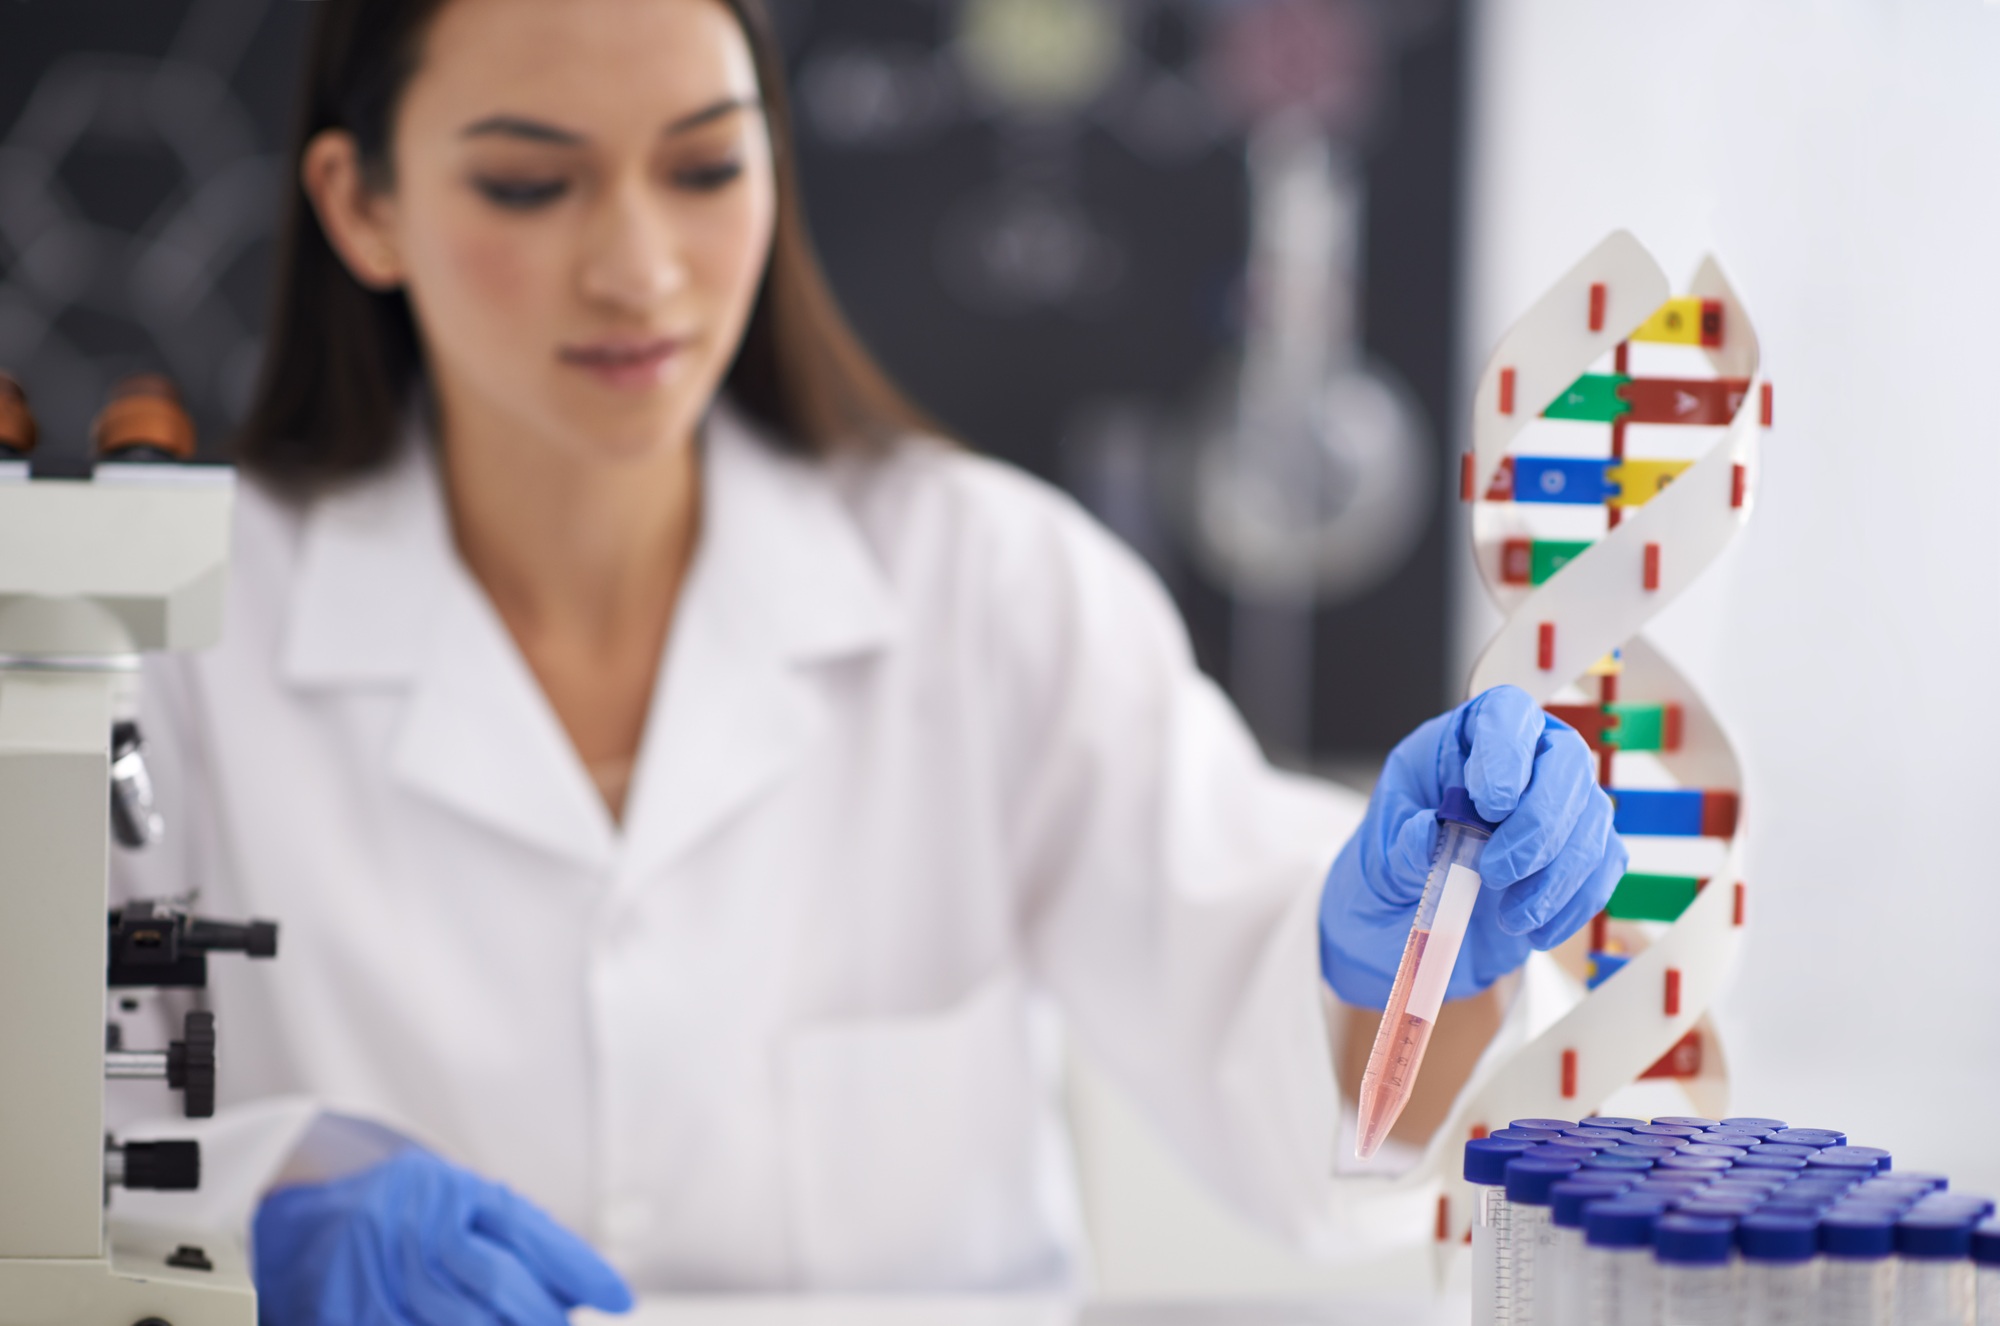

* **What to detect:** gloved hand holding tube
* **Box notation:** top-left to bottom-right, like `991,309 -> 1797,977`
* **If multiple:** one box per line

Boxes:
253,1147 -> 633,1326
1318,685 -> 1627,1154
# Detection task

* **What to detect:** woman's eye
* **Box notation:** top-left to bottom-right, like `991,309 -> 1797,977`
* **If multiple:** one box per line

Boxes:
674,160 -> 743,192
473,178 -> 570,210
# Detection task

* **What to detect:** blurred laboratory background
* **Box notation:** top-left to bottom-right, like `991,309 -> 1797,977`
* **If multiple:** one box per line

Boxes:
8,0 -> 2000,1304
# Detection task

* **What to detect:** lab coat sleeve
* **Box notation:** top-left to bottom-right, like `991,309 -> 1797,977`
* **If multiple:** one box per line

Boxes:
967,463 -> 1368,1251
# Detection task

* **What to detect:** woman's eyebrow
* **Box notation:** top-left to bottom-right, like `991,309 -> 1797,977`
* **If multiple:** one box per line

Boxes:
456,99 -> 759,145
665,96 -> 761,135
460,115 -> 585,145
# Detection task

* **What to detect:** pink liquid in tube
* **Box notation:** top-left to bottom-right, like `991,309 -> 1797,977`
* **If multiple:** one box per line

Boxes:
1354,791 -> 1495,1159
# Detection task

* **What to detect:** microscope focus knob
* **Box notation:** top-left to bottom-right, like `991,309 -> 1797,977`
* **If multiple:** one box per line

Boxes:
0,372 -> 35,458
165,1011 -> 215,1119
92,374 -> 196,463
119,1140 -> 201,1191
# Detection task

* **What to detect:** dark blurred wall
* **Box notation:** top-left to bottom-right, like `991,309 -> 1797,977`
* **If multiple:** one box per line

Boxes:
0,0 -> 1461,762
0,0 -> 310,462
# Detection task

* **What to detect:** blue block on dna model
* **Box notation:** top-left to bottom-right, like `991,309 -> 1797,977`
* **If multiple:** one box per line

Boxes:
1510,456 -> 1613,505
1608,788 -> 1705,835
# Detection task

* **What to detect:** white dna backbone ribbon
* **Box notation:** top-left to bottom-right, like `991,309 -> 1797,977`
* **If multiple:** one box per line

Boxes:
1331,231 -> 1773,1260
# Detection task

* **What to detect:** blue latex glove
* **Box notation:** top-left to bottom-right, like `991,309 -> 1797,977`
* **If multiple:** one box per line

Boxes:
254,1147 -> 633,1326
1319,684 -> 1627,1010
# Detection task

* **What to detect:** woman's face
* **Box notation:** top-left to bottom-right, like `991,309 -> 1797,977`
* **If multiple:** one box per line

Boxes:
315,0 -> 776,465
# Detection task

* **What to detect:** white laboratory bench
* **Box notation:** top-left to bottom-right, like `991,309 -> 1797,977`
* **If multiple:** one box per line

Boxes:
587,1295 -> 1465,1326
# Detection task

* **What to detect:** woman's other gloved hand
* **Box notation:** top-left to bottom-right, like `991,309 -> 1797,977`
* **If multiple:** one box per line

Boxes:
1318,684 -> 1627,1010
253,1147 -> 634,1326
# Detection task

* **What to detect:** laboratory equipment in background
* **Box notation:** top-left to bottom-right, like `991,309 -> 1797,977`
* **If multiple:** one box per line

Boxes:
1353,786 -> 1495,1157
1467,1116 -> 1999,1325
0,372 -> 278,1326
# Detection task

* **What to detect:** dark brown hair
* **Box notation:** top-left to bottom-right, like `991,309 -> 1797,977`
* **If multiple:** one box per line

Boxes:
236,0 -> 932,494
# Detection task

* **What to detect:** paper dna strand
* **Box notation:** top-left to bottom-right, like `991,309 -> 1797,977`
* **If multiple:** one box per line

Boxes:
1333,231 -> 1772,1254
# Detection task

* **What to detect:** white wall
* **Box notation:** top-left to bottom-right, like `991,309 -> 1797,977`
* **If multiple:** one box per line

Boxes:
1463,1 -> 2000,1187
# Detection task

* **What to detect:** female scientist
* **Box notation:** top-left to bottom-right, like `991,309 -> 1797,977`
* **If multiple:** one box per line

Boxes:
113,0 -> 1624,1318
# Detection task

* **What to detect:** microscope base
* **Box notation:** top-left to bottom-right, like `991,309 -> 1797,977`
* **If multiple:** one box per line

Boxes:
0,1219 -> 253,1326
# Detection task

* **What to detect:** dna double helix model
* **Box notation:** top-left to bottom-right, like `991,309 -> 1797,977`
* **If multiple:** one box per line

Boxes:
1334,232 -> 1774,1256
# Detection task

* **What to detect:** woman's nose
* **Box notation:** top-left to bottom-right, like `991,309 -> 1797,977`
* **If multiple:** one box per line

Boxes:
577,180 -> 688,314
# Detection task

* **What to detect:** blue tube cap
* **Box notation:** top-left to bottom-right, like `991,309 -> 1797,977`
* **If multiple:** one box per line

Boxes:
1723,1117 -> 1788,1131
1657,1155 -> 1732,1173
1490,1126 -> 1564,1143
1679,1143 -> 1749,1160
1586,1200 -> 1668,1248
1756,1144 -> 1821,1160
1653,1116 -> 1720,1130
1511,1117 -> 1579,1133
1769,1128 -> 1847,1147
1551,1180 -> 1633,1229
1563,1127 -> 1634,1143
1821,1209 -> 1897,1258
1464,1138 -> 1536,1185
1888,1172 -> 1950,1192
1630,1124 -> 1703,1140
1735,1153 -> 1808,1172
1911,1194 -> 1997,1221
1528,1142 -> 1607,1165
1677,1198 -> 1759,1219
1738,1213 -> 1818,1263
1610,1142 -> 1679,1159
1506,1157 -> 1583,1205
1581,1116 -> 1647,1131
1655,1214 -> 1735,1265
1898,1209 -> 1979,1258
1972,1220 -> 2000,1267
1805,1152 -> 1881,1173
1438,786 -> 1500,834
1693,1130 -> 1766,1148
1579,1154 -> 1654,1172
1814,1146 -> 1891,1172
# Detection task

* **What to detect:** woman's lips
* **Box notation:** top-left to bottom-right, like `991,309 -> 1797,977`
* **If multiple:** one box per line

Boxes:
557,336 -> 685,390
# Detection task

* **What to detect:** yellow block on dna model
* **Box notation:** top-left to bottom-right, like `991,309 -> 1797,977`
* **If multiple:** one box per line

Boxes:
1630,296 -> 1723,347
1607,459 -> 1694,508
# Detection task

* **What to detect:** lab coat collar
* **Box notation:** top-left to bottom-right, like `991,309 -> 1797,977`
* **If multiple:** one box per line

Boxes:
280,401 -> 901,873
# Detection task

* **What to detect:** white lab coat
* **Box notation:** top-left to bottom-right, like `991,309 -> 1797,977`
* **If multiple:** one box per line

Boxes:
110,403 -> 1367,1292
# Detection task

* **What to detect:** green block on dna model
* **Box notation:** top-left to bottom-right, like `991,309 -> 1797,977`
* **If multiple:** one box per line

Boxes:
1604,702 -> 1667,751
1605,872 -> 1703,922
1531,539 -> 1594,584
1541,373 -> 1633,422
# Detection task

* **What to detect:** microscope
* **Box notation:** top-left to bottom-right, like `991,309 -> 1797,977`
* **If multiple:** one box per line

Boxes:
0,374 -> 276,1326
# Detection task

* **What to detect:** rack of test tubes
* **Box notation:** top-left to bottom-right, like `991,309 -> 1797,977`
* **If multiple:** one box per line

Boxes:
1466,1115 -> 2000,1325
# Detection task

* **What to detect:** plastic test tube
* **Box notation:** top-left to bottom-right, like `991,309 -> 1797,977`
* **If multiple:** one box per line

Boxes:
1740,1212 -> 1822,1326
1973,1219 -> 2000,1325
1896,1208 -> 1978,1325
1655,1213 -> 1737,1325
1465,1138 -> 1534,1326
1547,1180 -> 1632,1326
1352,787 -> 1496,1158
1507,1156 -> 1583,1324
1820,1208 -> 1898,1326
1584,1199 -> 1670,1326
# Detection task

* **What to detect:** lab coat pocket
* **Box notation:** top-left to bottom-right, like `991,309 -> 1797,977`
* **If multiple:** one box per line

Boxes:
781,970 -> 1067,1291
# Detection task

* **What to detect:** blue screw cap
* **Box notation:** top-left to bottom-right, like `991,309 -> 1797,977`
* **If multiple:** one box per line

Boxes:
1655,1214 -> 1735,1265
1511,1117 -> 1579,1132
1972,1220 -> 2000,1267
1438,786 -> 1500,834
1581,1116 -> 1647,1131
1898,1209 -> 1980,1259
1738,1213 -> 1818,1263
1585,1200 -> 1668,1248
1490,1127 -> 1564,1143
1464,1138 -> 1535,1185
1722,1117 -> 1788,1131
1820,1209 -> 1897,1259
1506,1157 -> 1583,1205
1769,1128 -> 1847,1147
1653,1116 -> 1720,1130
1551,1180 -> 1632,1229
1814,1146 -> 1891,1172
